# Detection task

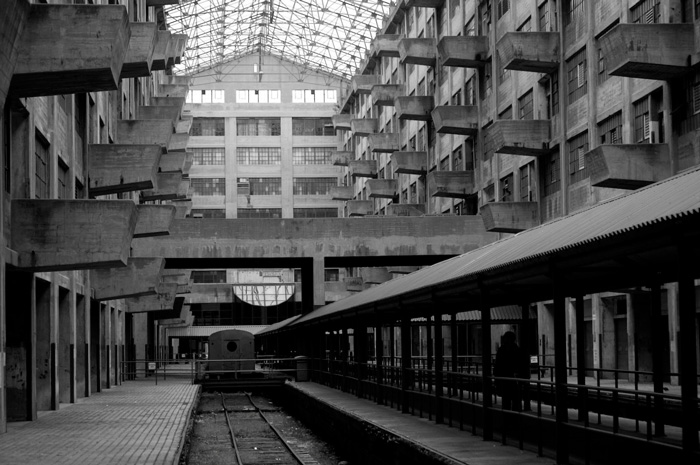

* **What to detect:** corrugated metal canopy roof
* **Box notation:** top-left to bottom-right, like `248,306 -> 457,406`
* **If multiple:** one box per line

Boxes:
291,166 -> 700,327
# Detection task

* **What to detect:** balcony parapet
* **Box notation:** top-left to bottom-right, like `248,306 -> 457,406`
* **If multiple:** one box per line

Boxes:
588,144 -> 671,189
332,114 -> 352,131
392,151 -> 428,175
437,36 -> 490,68
348,160 -> 378,178
399,38 -> 437,66
486,120 -> 552,157
88,144 -> 161,196
117,120 -> 174,150
427,171 -> 475,199
352,75 -> 381,94
362,267 -> 391,284
599,23 -> 694,80
371,84 -> 404,106
167,133 -> 189,152
136,104 -> 182,124
497,32 -> 560,74
480,201 -> 539,233
367,179 -> 398,199
134,205 -> 176,238
387,204 -> 426,216
331,151 -> 354,166
91,257 -> 164,301
141,172 -> 189,201
171,199 -> 192,219
405,0 -> 445,7
120,22 -> 157,79
159,151 -> 189,173
351,118 -> 379,136
151,30 -> 171,71
432,105 -> 478,136
347,200 -> 375,216
331,186 -> 354,201
158,83 -> 189,98
396,96 -> 434,121
369,133 -> 400,153
371,34 -> 402,58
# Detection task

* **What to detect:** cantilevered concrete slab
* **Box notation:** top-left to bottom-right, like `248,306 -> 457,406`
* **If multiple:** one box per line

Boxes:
347,200 -> 374,216
88,144 -> 161,196
396,96 -> 434,121
10,4 -> 130,98
332,114 -> 352,131
150,30 -> 171,71
351,118 -> 379,136
371,84 -> 404,106
330,186 -> 354,201
133,205 -> 176,238
487,120 -> 552,157
117,120 -> 174,149
480,201 -> 539,233
141,172 -> 189,201
438,36 -> 490,68
427,171 -> 476,199
345,277 -> 365,292
497,32 -> 560,74
169,34 -> 188,65
392,152 -> 428,175
349,160 -> 378,178
158,152 -> 188,173
0,0 -> 30,111
351,75 -> 381,94
125,283 -> 178,313
120,22 -> 157,79
176,115 -> 194,134
432,105 -> 478,136
398,38 -> 437,66
369,133 -> 400,153
599,23 -> 694,80
171,199 -> 193,219
158,83 -> 189,98
371,34 -> 402,58
168,133 -> 189,152
184,284 -> 234,304
136,105 -> 182,123
11,200 -> 136,271
367,179 -> 398,199
91,257 -> 165,301
161,269 -> 192,295
588,144 -> 671,189
331,152 -> 353,166
387,204 -> 425,216
165,75 -> 191,85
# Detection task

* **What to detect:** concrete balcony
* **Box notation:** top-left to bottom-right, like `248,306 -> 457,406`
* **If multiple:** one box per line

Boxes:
169,34 -> 187,66
168,133 -> 189,152
479,201 -> 539,233
371,84 -> 404,106
387,204 -> 426,216
141,172 -> 189,201
392,151 -> 428,175
91,257 -> 164,301
120,22 -> 157,79
486,120 -> 552,157
88,144 -> 161,196
352,75 -> 381,94
599,23 -> 694,80
332,114 -> 352,131
134,205 -> 176,238
398,38 -> 437,66
371,34 -> 402,58
331,151 -> 353,166
10,199 -> 136,271
351,118 -> 379,136
331,186 -> 354,201
362,267 -> 392,284
427,171 -> 475,199
396,96 -> 434,121
159,151 -> 189,173
367,179 -> 398,199
172,199 -> 193,219
588,144 -> 671,189
158,83 -> 189,98
10,4 -> 130,98
369,133 -> 400,153
0,0 -> 30,110
151,96 -> 186,109
348,160 -> 378,178
406,0 -> 445,7
176,115 -> 194,134
126,286 -> 178,313
151,30 -> 171,71
432,105 -> 479,136
388,266 -> 420,274
347,200 -> 374,216
183,151 -> 194,173
345,277 -> 366,292
136,104 -> 182,124
497,32 -> 560,74
117,120 -> 173,150
437,36 -> 490,68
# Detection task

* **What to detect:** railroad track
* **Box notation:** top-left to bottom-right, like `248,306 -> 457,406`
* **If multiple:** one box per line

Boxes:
220,392 -> 321,465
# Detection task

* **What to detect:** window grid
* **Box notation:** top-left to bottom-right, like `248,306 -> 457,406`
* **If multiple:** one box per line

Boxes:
631,0 -> 660,24
292,118 -> 334,136
568,131 -> 589,183
35,133 -> 49,199
193,147 -> 225,165
191,118 -> 225,136
543,152 -> 561,197
634,98 -> 651,143
57,161 -> 69,199
191,209 -> 226,218
520,163 -> 534,201
293,177 -> 337,195
567,48 -> 587,104
248,178 -> 282,195
191,270 -> 227,283
500,173 -> 513,201
518,91 -> 534,120
292,147 -> 335,164
237,208 -> 282,218
236,118 -> 281,136
452,147 -> 464,171
191,178 -> 226,196
293,208 -> 338,218
237,147 -> 281,165
598,112 -> 622,145
497,0 -> 510,20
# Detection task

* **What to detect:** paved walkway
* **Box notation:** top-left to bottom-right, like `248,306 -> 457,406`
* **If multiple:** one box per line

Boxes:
287,381 -> 554,465
0,378 -> 200,465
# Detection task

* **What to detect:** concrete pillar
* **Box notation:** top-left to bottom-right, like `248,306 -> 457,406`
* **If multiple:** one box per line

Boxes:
104,305 -> 111,389
553,277 -> 569,464
650,281 -> 666,437
224,116 -> 237,218
575,295 -> 586,422
280,116 -> 294,218
400,313 -> 411,414
89,301 -> 101,393
450,313 -> 458,372
35,277 -> 52,412
75,293 -> 87,398
58,285 -> 73,404
480,287 -> 493,441
629,291 -> 653,382
133,312 -> 148,377
374,316 -> 383,400
434,304 -> 444,424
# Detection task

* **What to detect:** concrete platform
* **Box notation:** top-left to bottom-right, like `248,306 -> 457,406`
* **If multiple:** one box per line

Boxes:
0,378 -> 200,465
286,381 -> 552,465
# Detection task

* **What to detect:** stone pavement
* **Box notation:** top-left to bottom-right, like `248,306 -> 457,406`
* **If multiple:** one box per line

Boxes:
0,378 -> 200,465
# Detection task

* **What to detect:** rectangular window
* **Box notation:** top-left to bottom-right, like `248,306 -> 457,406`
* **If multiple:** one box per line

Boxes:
410,182 -> 417,203
479,0 -> 492,35
567,48 -> 587,104
500,173 -> 513,201
568,131 -> 589,183
188,89 -> 225,104
634,97 -> 651,143
236,147 -> 281,165
192,147 -> 225,165
452,147 -> 464,171
518,90 -> 534,120
293,177 -> 337,195
499,106 -> 513,120
248,178 -> 281,195
465,77 -> 476,105
631,0 -> 660,24
292,147 -> 335,164
3,106 -> 10,193
191,118 -> 225,136
483,183 -> 495,202
518,17 -> 532,32
292,118 -> 334,136
292,89 -> 337,103
35,132 -> 49,199
496,0 -> 510,19
191,178 -> 226,196
236,118 -> 281,136
191,209 -> 226,219
237,208 -> 282,219
293,208 -> 338,218
57,160 -> 69,199
439,156 -> 450,171
543,152 -> 560,196
324,269 -> 340,281
546,72 -> 560,117
539,0 -> 557,31
191,270 -> 227,283
598,112 -> 622,145
565,0 -> 585,27
519,162 -> 535,201
464,16 -> 475,36
498,54 -> 511,83
597,47 -> 610,85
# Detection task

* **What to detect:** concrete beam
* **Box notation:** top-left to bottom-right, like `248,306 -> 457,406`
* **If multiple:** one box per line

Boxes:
91,257 -> 164,301
369,133 -> 400,153
351,75 -> 381,94
167,133 -> 189,152
588,144 -> 671,190
330,186 -> 354,201
158,84 -> 188,98
367,179 -> 398,199
599,23 -> 694,80
351,118 -> 379,136
332,114 -> 352,132
438,36 -> 490,68
392,151 -> 428,175
120,22 -> 156,79
0,0 -> 30,111
371,84 -> 404,106
184,284 -> 234,305
349,160 -> 378,178
150,30 -> 170,71
88,144 -> 161,196
125,283 -> 178,313
136,105 -> 181,124
498,32 -> 560,74
169,34 -> 188,65
432,105 -> 479,136
479,201 -> 539,233
140,172 -> 188,201
10,4 -> 130,98
158,152 -> 188,173
176,115 -> 193,134
134,205 -> 176,238
146,0 -> 180,6
117,120 -> 173,149
11,199 -> 136,271
487,120 -> 552,157
347,200 -> 374,216
371,34 -> 402,58
396,96 -> 434,121
331,151 -> 353,166
399,38 -> 437,67
427,171 -> 476,199
387,266 -> 420,274
171,199 -> 192,219
162,269 -> 191,286
387,204 -> 425,216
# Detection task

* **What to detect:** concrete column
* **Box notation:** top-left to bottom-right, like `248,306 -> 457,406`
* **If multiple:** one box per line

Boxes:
35,277 -> 52,412
650,281 -> 666,437
374,316 -> 383,404
450,312 -> 458,372
75,293 -> 87,398
630,291 -> 653,382
225,116 -> 237,218
553,277 -> 569,464
480,287 -> 493,441
434,305 -> 443,424
6,270 -> 35,421
280,117 -> 294,218
133,312 -> 148,378
574,294 -> 586,422
104,305 -> 111,389
400,313 -> 411,414
89,301 -> 101,393
58,285 -> 74,404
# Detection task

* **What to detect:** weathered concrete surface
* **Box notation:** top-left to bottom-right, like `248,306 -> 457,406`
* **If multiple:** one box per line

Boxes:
158,83 -> 188,98
347,200 -> 374,216
172,199 -> 192,218
588,144 -> 671,190
158,152 -> 188,173
351,75 -> 381,94
0,0 -> 30,111
11,200 -> 136,271
427,171 -> 476,199
167,133 -> 189,152
351,118 -> 378,136
10,4 -> 130,98
331,151 -> 353,166
369,133 -> 400,153
498,32 -> 560,73
117,120 -> 173,148
133,205 -> 176,238
387,204 -> 425,216
349,160 -> 378,178
367,179 -> 398,199
361,267 -> 391,284
398,38 -> 437,66
88,144 -> 161,196
136,105 -> 181,123
432,106 -> 478,136
91,257 -> 164,301
120,21 -> 156,79
480,201 -> 539,233
125,282 -> 178,313
486,120 -> 552,157
371,84 -> 404,106
141,172 -> 188,201
150,30 -> 171,71
396,96 -> 434,121
438,36 -> 490,68
392,151 -> 428,175
332,114 -> 352,131
184,284 -> 234,304
371,34 -> 401,58
330,186 -> 354,201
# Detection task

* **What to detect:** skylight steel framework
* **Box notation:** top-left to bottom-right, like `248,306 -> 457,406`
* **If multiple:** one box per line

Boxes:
164,0 -> 392,79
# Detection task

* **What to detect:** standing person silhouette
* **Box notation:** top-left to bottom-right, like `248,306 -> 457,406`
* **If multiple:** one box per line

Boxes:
494,331 -> 522,411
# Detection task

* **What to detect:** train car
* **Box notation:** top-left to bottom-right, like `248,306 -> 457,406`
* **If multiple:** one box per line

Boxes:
207,329 -> 255,377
